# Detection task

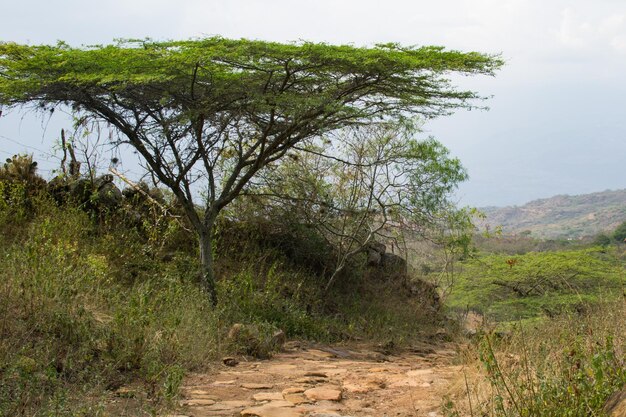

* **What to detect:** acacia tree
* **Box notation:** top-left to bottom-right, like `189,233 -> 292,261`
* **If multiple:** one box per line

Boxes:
0,38 -> 502,304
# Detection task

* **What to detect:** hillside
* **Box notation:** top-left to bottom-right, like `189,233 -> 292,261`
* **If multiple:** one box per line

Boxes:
481,189 -> 626,239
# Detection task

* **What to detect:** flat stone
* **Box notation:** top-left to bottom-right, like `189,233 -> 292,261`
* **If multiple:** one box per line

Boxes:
267,364 -> 298,372
265,401 -> 295,408
282,387 -> 305,395
322,368 -> 348,375
283,394 -> 310,405
205,400 -> 253,411
241,403 -> 304,417
213,379 -> 237,385
295,377 -> 326,384
181,398 -> 216,406
308,413 -> 341,417
304,372 -> 328,378
188,389 -> 218,399
304,387 -> 342,402
343,376 -> 386,393
253,392 -> 286,401
313,414 -> 355,417
243,383 -> 274,389
303,401 -> 342,411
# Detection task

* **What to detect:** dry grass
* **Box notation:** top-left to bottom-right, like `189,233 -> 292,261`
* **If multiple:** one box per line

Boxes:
444,299 -> 626,416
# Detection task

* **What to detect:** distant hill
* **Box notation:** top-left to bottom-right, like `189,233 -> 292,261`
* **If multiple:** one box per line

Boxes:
480,189 -> 626,239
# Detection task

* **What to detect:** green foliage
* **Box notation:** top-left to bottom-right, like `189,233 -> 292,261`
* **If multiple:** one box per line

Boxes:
0,39 -> 502,113
0,180 -> 28,227
253,122 -> 470,290
0,184 -> 446,414
612,220 -> 626,242
475,335 -> 625,417
0,155 -> 47,222
593,233 -> 612,247
217,265 -> 335,341
447,248 -> 625,323
0,38 -> 502,301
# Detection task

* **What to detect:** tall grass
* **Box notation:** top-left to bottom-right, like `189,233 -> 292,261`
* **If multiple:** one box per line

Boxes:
0,185 -> 448,414
444,300 -> 626,416
0,198 -> 219,415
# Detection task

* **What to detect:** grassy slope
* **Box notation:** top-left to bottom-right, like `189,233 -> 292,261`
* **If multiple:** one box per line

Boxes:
0,193 -> 442,415
445,300 -> 626,417
446,246 -> 625,325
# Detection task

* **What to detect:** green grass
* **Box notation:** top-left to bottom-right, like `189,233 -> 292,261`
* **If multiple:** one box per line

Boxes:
443,239 -> 626,416
446,247 -> 625,325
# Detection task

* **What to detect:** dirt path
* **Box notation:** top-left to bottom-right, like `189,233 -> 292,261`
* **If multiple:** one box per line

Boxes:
175,341 -> 463,417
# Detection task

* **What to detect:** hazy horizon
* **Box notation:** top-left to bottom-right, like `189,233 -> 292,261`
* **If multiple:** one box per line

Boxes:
1,0 -> 625,207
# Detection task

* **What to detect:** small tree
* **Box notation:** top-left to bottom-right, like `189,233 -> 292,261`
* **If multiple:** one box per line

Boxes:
0,38 -> 502,304
256,121 -> 468,290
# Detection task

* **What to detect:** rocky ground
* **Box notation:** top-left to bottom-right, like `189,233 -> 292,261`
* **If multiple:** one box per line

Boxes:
172,341 -> 463,417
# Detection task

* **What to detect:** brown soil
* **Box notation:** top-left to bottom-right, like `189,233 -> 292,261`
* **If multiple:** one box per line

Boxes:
173,341 -> 464,417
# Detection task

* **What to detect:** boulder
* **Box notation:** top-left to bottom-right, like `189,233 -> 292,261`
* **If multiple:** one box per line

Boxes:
227,323 -> 284,359
95,181 -> 122,209
366,249 -> 382,267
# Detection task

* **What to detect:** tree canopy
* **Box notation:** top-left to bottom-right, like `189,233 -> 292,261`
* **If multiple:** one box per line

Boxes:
0,38 -> 503,303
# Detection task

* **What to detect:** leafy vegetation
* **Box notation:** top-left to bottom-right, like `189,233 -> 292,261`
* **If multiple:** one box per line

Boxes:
0,179 -> 446,415
446,247 -> 624,325
0,37 -> 502,303
443,222 -> 625,417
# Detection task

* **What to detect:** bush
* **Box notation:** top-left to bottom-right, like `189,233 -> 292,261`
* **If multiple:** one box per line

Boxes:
612,220 -> 626,243
594,233 -> 612,247
447,248 -> 624,324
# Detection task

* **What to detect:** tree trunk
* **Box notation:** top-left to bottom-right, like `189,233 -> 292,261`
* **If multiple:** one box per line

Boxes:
199,227 -> 218,306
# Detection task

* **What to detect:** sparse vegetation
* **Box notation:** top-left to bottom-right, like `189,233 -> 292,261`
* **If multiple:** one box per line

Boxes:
0,177 -> 448,415
444,300 -> 626,417
481,189 -> 626,239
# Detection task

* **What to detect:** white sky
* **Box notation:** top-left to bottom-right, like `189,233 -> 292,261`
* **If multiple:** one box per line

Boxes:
1,0 -> 625,206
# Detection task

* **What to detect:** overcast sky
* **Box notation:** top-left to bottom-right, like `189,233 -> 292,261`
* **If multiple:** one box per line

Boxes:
1,0 -> 625,206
